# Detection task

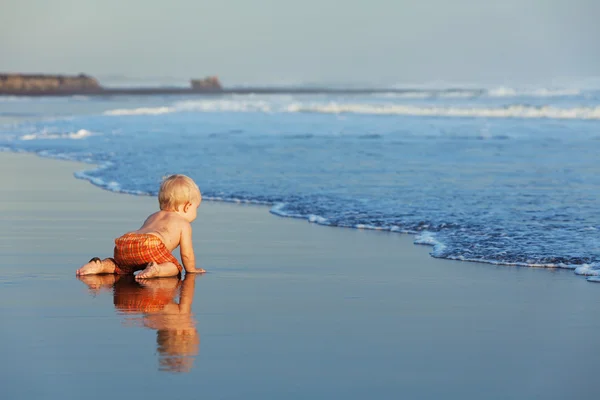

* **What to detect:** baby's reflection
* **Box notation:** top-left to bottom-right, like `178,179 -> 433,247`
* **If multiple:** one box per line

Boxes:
78,273 -> 200,373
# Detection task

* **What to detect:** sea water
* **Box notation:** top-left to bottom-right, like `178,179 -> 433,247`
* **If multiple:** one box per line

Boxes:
1,87 -> 600,278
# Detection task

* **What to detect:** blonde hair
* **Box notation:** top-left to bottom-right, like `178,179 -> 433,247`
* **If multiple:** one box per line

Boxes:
158,174 -> 201,211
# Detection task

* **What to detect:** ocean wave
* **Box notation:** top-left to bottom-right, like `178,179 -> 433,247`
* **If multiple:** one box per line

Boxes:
375,90 -> 482,99
20,129 -> 93,140
438,254 -> 581,270
74,164 -> 151,195
77,166 -> 277,204
374,88 -> 580,99
202,195 -> 273,205
388,82 -> 585,98
574,264 -> 600,276
286,103 -> 600,120
175,99 -> 272,113
104,99 -> 274,116
102,98 -> 600,121
104,107 -> 175,116
487,87 -> 581,98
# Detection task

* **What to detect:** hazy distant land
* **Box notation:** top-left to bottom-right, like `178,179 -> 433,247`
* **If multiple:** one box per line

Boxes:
0,73 -> 482,96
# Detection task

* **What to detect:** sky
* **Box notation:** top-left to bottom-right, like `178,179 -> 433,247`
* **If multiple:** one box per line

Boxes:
1,0 -> 599,86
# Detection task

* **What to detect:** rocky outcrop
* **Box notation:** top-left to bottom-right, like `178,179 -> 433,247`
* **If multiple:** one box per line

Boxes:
0,73 -> 224,95
190,76 -> 222,91
0,73 -> 101,94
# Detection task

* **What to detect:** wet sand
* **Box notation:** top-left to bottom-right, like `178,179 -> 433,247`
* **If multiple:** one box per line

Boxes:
1,152 -> 600,399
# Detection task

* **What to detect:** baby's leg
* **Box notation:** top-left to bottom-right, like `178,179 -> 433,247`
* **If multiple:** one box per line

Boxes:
76,257 -> 117,275
135,262 -> 180,280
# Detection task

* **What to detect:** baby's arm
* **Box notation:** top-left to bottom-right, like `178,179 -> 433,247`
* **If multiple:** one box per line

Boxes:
179,222 -> 205,274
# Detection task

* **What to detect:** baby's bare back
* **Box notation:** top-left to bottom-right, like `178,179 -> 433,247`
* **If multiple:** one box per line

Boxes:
133,211 -> 188,251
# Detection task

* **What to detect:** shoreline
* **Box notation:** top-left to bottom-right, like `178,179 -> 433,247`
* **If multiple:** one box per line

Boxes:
1,150 -> 437,275
4,147 -> 594,280
2,151 -> 588,284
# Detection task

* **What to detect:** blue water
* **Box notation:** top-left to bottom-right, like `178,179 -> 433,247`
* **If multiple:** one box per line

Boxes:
1,88 -> 600,278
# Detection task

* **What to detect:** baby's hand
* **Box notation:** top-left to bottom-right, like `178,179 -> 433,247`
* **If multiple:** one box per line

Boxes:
187,268 -> 206,274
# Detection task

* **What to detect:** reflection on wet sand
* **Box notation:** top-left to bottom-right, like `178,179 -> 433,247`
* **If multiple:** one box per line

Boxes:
78,274 -> 199,373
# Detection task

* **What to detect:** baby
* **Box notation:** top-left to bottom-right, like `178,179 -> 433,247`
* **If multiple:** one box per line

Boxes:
76,174 -> 205,279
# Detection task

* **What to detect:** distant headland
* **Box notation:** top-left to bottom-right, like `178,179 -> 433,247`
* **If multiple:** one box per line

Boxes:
0,73 -> 481,96
0,73 -> 223,96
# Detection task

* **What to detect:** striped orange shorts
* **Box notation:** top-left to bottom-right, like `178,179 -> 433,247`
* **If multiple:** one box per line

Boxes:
112,233 -> 182,275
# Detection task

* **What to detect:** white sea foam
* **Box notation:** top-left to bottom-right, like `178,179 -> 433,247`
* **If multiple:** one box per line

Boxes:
270,203 -> 304,219
102,101 -> 600,121
308,214 -> 329,224
20,129 -> 93,140
414,231 -> 438,246
74,165 -> 152,196
104,107 -> 175,116
574,265 -> 600,276
175,99 -> 273,113
433,253 -> 579,270
414,231 -> 447,256
355,224 -> 386,230
38,150 -> 79,161
388,82 -> 585,97
202,195 -> 272,205
487,86 -> 581,98
103,99 -> 274,116
286,103 -> 600,120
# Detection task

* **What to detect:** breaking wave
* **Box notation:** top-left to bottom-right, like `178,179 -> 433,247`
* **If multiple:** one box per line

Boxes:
20,129 -> 93,140
102,99 -> 600,121
487,87 -> 581,98
104,107 -> 174,116
103,99 -> 273,116
287,103 -> 600,120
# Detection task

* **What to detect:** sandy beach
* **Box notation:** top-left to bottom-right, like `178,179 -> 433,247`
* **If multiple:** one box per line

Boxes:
2,151 -> 600,399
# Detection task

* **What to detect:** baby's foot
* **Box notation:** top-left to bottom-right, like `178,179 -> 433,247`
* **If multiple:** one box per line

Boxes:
76,257 -> 105,276
136,262 -> 161,280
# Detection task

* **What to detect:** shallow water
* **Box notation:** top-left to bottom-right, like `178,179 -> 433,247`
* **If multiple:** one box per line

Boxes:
3,237 -> 600,400
1,90 -> 600,275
